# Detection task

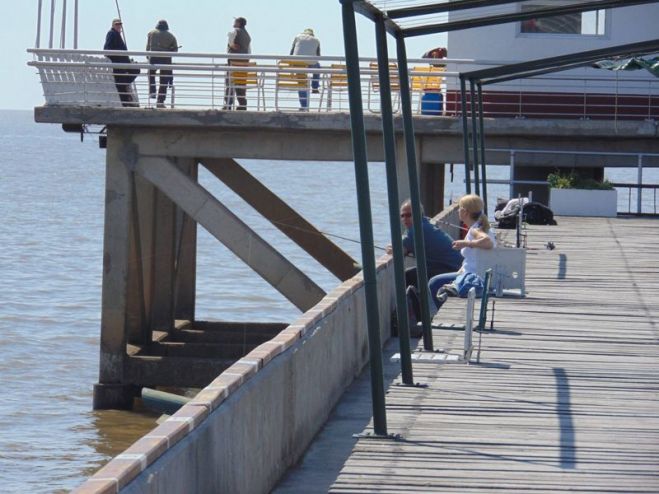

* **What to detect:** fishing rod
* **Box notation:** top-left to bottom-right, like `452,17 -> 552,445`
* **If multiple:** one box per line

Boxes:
114,0 -> 127,45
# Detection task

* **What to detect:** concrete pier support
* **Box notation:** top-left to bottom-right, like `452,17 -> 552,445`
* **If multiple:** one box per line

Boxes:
92,126 -> 361,409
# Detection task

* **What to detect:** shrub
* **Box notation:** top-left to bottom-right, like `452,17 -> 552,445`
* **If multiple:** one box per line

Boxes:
547,171 -> 614,190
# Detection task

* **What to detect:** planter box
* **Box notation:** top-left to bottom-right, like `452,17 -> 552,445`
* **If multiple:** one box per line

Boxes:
549,188 -> 617,217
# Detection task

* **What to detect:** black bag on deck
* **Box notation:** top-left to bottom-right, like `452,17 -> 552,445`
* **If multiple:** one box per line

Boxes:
495,201 -> 557,229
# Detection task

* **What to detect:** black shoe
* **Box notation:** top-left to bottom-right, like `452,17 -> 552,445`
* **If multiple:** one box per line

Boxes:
436,292 -> 448,309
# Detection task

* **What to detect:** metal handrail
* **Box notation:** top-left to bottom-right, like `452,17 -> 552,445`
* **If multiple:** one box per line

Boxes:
27,49 -> 659,117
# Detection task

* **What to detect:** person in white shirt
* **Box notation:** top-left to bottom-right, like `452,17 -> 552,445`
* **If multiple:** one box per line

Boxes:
289,28 -> 321,110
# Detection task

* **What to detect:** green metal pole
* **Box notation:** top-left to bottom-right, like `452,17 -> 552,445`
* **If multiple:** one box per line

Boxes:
340,0 -> 387,436
375,16 -> 413,385
395,32 -> 433,351
460,76 -> 472,194
477,81 -> 488,214
469,79 -> 481,196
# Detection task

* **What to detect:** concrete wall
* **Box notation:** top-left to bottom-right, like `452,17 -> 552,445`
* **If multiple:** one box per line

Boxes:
73,255 -> 396,494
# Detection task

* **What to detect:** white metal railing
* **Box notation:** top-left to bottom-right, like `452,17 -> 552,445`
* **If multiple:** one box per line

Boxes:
28,48 -> 659,119
486,148 -> 659,215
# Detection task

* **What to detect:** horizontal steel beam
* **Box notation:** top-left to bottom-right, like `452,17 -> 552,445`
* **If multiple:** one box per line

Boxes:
402,0 -> 659,37
466,38 -> 659,83
388,0 -> 532,19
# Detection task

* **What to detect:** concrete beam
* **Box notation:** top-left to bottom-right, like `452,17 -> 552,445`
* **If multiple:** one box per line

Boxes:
134,156 -> 326,312
201,158 -> 360,281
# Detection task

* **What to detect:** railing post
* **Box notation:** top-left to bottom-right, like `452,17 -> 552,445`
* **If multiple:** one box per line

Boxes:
469,78 -> 480,197
396,31 -> 434,352
509,150 -> 515,199
460,76 -> 472,194
637,154 -> 643,215
375,17 -> 414,385
340,0 -> 387,437
477,81 -> 488,214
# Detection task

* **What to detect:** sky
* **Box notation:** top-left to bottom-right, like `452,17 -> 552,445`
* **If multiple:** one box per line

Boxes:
4,0 -> 446,110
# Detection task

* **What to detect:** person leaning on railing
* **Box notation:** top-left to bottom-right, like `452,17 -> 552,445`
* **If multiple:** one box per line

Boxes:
428,194 -> 495,309
146,19 -> 178,108
289,28 -> 321,110
104,18 -> 139,107
223,17 -> 251,111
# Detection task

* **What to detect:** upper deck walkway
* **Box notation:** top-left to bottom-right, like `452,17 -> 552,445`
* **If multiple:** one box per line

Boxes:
275,215 -> 659,493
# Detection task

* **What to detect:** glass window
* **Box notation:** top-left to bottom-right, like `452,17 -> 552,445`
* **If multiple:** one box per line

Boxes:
520,5 -> 606,35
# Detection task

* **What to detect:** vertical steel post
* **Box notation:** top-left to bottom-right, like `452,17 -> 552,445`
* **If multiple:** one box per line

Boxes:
396,31 -> 434,351
460,76 -> 472,194
375,17 -> 413,385
637,154 -> 643,215
49,0 -> 56,49
340,0 -> 387,436
60,0 -> 67,49
36,0 -> 43,48
509,150 -> 516,199
74,0 -> 79,49
469,79 -> 480,196
477,81 -> 488,214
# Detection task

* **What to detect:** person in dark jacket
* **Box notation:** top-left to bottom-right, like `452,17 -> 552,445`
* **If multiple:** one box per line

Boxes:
223,17 -> 251,110
104,18 -> 138,107
146,19 -> 178,108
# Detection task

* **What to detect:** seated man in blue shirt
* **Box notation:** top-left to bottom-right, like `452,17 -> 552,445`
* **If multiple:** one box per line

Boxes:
399,198 -> 463,297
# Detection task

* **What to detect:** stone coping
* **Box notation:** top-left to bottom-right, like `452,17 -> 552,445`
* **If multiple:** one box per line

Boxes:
72,254 -> 392,493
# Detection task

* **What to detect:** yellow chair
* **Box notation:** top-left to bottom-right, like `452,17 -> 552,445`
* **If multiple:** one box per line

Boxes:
326,64 -> 349,110
410,65 -> 445,114
229,61 -> 265,110
367,62 -> 400,113
275,60 -> 313,110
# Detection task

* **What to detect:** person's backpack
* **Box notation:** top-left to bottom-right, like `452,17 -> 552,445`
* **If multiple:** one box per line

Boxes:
495,201 -> 557,229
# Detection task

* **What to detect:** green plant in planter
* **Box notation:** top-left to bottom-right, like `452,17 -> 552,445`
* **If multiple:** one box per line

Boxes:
547,171 -> 614,190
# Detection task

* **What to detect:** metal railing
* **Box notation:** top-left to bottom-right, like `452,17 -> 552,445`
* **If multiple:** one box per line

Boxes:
489,148 -> 659,215
28,48 -> 659,119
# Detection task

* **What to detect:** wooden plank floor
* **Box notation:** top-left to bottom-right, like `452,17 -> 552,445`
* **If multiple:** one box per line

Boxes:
274,216 -> 659,494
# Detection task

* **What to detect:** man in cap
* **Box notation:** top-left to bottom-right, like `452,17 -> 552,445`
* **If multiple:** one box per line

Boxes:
289,28 -> 321,110
223,16 -> 251,110
146,19 -> 179,108
104,18 -> 139,107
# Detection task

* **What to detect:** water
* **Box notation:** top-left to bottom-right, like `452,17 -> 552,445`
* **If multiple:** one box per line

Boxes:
1,110 -> 656,492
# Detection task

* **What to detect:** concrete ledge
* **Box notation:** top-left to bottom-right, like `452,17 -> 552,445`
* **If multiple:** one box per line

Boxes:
73,253 -> 395,494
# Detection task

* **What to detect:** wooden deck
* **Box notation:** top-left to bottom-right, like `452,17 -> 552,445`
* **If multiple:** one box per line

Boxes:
275,216 -> 659,493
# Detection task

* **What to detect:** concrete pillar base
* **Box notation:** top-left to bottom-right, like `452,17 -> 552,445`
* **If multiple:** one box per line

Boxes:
93,382 -> 139,410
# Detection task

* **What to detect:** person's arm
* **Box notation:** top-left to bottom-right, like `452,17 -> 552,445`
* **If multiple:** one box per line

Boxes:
290,39 -> 296,56
316,42 -> 320,56
452,229 -> 493,250
171,35 -> 179,52
146,32 -> 151,51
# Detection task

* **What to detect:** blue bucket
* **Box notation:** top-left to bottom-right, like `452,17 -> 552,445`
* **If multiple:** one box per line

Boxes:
421,92 -> 443,115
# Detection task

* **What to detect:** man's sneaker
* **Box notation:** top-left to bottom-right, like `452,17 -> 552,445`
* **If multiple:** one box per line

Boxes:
436,292 -> 448,308
442,284 -> 458,296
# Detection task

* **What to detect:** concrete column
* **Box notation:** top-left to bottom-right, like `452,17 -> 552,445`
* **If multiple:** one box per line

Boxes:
173,159 -> 198,322
94,128 -> 139,410
420,162 -> 446,217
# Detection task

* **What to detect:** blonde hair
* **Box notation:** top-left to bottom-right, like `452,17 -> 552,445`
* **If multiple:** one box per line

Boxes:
459,194 -> 490,232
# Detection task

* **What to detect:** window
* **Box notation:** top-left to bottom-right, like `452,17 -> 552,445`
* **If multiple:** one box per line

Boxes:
520,5 -> 606,35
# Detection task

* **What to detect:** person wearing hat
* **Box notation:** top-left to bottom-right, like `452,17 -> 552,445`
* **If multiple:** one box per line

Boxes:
104,18 -> 139,107
146,19 -> 179,108
289,28 -> 321,110
223,16 -> 251,110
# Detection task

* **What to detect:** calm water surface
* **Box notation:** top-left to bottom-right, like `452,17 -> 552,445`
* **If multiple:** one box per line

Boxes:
0,109 -> 656,492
